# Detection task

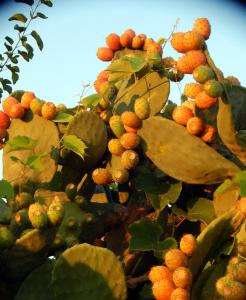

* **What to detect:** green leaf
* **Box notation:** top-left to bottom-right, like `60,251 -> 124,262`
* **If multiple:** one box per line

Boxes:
41,0 -> 53,7
81,93 -> 101,108
4,42 -> 12,51
25,154 -> 44,171
5,36 -> 14,45
9,13 -> 27,23
122,55 -> 146,72
0,179 -> 14,198
128,220 -> 177,257
6,135 -> 38,152
139,283 -> 155,300
10,155 -> 23,163
12,72 -> 19,84
35,12 -> 48,19
108,59 -> 133,73
15,0 -> 34,5
18,50 -> 30,61
0,198 -> 12,224
31,31 -> 43,51
53,112 -> 73,123
24,43 -> 34,59
63,135 -> 87,159
14,24 -> 26,32
187,197 -> 215,224
237,170 -> 246,197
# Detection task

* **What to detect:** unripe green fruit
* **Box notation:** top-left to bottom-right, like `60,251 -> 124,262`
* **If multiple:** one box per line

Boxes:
15,192 -> 33,210
56,103 -> 67,112
47,199 -> 64,226
109,116 -> 125,138
65,235 -> 79,247
65,183 -> 77,200
98,97 -> 110,110
134,97 -> 150,120
232,262 -> 246,284
0,226 -> 15,248
204,79 -> 223,97
193,65 -> 215,83
28,203 -> 48,229
30,98 -> 44,115
168,69 -> 184,82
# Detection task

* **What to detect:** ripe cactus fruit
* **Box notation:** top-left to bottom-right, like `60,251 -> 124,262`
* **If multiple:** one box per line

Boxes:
143,37 -> 154,50
112,169 -> 129,184
182,100 -> 196,114
132,35 -> 144,49
47,198 -> 65,226
96,47 -> 114,61
183,31 -> 204,51
170,288 -> 190,300
0,128 -> 7,139
97,70 -> 111,81
0,110 -> 10,129
94,78 -> 107,93
164,249 -> 188,271
172,106 -> 194,126
0,226 -> 15,248
92,168 -> 112,185
216,276 -> 246,300
162,56 -> 176,69
186,50 -> 206,72
147,42 -> 162,55
152,279 -> 175,300
180,234 -> 198,256
200,124 -> 216,143
203,79 -> 223,98
171,32 -> 186,53
183,83 -> 203,99
120,132 -> 141,150
105,33 -> 121,51
172,267 -> 192,288
120,33 -> 132,48
28,203 -> 48,229
124,125 -> 137,133
121,111 -> 141,128
231,262 -> 246,284
186,117 -> 204,135
15,192 -> 33,210
134,97 -> 150,120
192,18 -> 211,40
195,91 -> 217,110
100,110 -> 112,123
193,65 -> 215,84
15,208 -> 30,226
238,241 -> 246,258
30,98 -> 44,115
8,103 -> 25,119
148,265 -> 173,283
21,91 -> 36,109
176,55 -> 193,74
108,139 -> 125,156
124,28 -> 136,39
109,115 -> 125,138
121,150 -> 139,169
41,102 -> 56,120
2,96 -> 19,114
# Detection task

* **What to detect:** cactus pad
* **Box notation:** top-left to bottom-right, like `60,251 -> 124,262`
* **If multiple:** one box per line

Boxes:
52,243 -> 127,300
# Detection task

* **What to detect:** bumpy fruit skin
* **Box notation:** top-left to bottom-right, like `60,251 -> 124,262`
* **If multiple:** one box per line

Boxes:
186,117 -> 204,135
124,125 -> 137,133
0,110 -> 10,129
121,111 -> 141,128
96,47 -> 114,61
106,33 -> 121,51
47,198 -> 64,226
120,33 -> 132,48
200,124 -> 216,143
164,249 -> 188,271
172,106 -> 194,126
109,116 -> 126,138
172,267 -> 192,288
170,288 -> 190,300
143,38 -> 154,51
30,98 -> 44,115
184,83 -> 203,99
216,276 -> 246,300
176,55 -> 193,74
147,42 -> 162,55
132,35 -> 144,49
203,79 -> 223,97
120,132 -> 141,150
195,91 -> 217,110
28,203 -> 48,229
97,70 -> 111,81
182,100 -> 196,114
193,65 -> 215,84
2,96 -> 19,114
121,150 -> 139,169
0,226 -> 15,248
183,31 -> 204,51
56,103 -> 67,112
152,279 -> 175,300
0,128 -> 7,139
112,169 -> 129,184
238,241 -> 246,258
148,265 -> 173,283
21,91 -> 36,109
41,102 -> 56,120
108,139 -> 125,156
227,256 -> 241,275
231,262 -> 246,284
7,103 -> 24,119
138,33 -> 147,42
171,32 -> 186,53
134,97 -> 150,120
92,168 -> 112,185
180,234 -> 198,256
15,192 -> 33,210
192,18 -> 211,40
186,50 -> 206,72
94,78 -> 107,93
124,29 -> 136,39
226,75 -> 241,86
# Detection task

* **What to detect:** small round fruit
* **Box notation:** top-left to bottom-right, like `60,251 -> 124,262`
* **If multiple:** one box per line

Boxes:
121,111 -> 141,128
8,103 -> 25,119
124,125 -> 137,133
183,31 -> 204,51
134,97 -> 150,120
182,100 -> 196,114
2,96 -> 19,113
186,117 -> 204,136
108,139 -> 125,156
97,70 -> 111,81
176,55 -> 193,74
121,150 -> 139,169
15,192 -> 33,210
238,241 -> 246,258
148,265 -> 173,283
132,35 -> 144,49
124,29 -> 136,39
94,78 -> 107,93
172,106 -> 194,126
109,117 -> 125,138
112,169 -> 129,184
186,50 -> 207,72
0,110 -> 11,129
184,83 -> 203,99
152,279 -> 175,300
226,75 -> 241,86
193,65 -> 215,84
21,92 -> 36,109
231,262 -> 246,284
147,42 -> 162,55
28,203 -> 48,229
172,267 -> 192,288
0,128 -> 7,139
195,91 -> 217,110
30,98 -> 44,115
120,33 -> 132,48
171,288 -> 190,300
106,33 -> 121,51
41,102 -> 56,120
193,18 -> 211,40
56,103 -> 67,112
200,124 -> 216,143
164,249 -> 188,271
171,32 -> 186,53
143,38 -> 154,50
180,234 -> 198,256
92,168 -> 112,185
96,47 -> 114,61
204,79 -> 223,98
120,132 -> 141,149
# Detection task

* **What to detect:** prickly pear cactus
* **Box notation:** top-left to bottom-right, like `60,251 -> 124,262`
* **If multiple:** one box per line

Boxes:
52,243 -> 127,300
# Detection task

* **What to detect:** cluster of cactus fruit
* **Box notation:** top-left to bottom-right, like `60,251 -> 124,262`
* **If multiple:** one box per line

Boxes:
0,17 -> 246,300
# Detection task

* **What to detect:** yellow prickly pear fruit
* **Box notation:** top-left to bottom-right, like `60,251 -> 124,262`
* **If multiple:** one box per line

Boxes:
134,97 -> 150,120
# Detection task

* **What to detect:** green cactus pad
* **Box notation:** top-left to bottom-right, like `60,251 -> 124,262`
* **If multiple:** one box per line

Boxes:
138,116 -> 240,184
113,71 -> 170,116
52,243 -> 127,300
3,115 -> 59,185
0,198 -> 12,224
15,261 -> 55,300
34,189 -> 69,208
64,111 -> 107,171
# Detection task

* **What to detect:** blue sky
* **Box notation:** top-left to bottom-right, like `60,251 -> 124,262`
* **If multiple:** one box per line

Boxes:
0,0 -> 246,177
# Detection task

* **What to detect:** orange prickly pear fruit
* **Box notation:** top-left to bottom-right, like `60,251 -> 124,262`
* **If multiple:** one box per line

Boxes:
171,32 -> 186,53
143,38 -> 154,50
121,150 -> 139,170
105,33 -> 121,51
184,82 -> 203,99
41,102 -> 56,120
0,110 -> 11,129
97,70 -> 111,81
152,279 -> 175,300
92,168 -> 112,185
121,111 -> 141,128
132,35 -> 144,49
120,33 -> 132,48
2,96 -> 19,116
120,132 -> 141,150
124,125 -> 138,134
186,117 -> 204,136
147,42 -> 162,55
182,100 -> 196,114
124,29 -> 135,39
108,139 -> 125,156
186,50 -> 206,72
171,288 -> 190,300
180,234 -> 198,256
96,47 -> 114,61
0,128 -> 7,139
176,55 -> 193,74
172,267 -> 192,288
148,265 -> 173,283
21,91 -> 36,109
183,31 -> 204,51
164,249 -> 188,271
200,124 -> 216,143
112,169 -> 129,184
8,103 -> 25,119
172,106 -> 194,126
193,18 -> 211,40
195,91 -> 217,110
